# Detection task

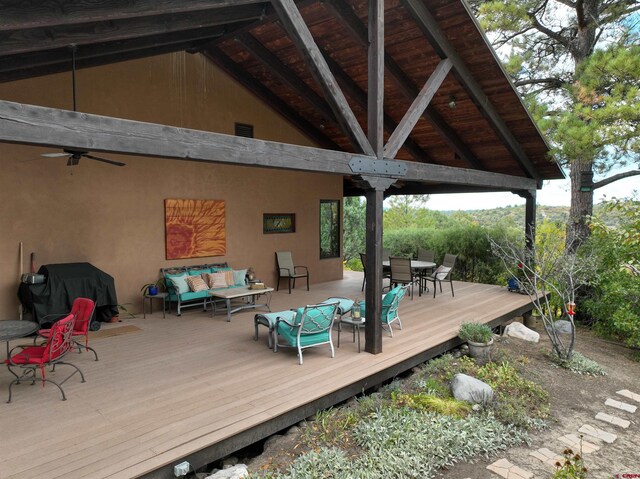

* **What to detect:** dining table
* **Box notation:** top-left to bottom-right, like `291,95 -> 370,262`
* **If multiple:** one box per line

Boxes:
0,320 -> 39,357
383,259 -> 436,295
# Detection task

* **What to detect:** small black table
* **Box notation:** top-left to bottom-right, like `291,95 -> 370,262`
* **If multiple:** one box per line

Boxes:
0,320 -> 38,357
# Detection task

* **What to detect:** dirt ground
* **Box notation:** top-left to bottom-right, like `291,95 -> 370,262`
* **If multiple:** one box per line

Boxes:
246,321 -> 640,479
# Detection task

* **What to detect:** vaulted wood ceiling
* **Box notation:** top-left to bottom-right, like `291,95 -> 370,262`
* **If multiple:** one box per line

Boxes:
0,0 -> 564,194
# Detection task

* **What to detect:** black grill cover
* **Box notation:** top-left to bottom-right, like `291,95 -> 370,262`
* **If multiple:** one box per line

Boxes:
18,262 -> 119,327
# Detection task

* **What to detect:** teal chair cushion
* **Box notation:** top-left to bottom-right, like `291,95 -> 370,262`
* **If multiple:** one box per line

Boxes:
188,268 -> 212,276
256,310 -> 295,330
321,297 -> 354,315
276,326 -> 330,348
179,290 -> 210,301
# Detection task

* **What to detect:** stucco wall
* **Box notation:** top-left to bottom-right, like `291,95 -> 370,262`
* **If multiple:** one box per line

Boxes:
0,52 -> 343,319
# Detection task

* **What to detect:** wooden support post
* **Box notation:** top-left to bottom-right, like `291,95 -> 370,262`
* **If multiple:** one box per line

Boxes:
524,190 -> 536,253
363,176 -> 393,354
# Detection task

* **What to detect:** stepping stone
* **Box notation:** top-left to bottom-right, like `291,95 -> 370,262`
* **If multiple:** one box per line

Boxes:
578,424 -> 617,443
605,398 -> 637,413
530,447 -> 563,466
595,412 -> 631,428
557,434 -> 600,453
487,458 -> 534,479
617,389 -> 640,404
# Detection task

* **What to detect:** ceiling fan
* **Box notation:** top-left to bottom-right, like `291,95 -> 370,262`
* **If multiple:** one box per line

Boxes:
41,45 -> 125,167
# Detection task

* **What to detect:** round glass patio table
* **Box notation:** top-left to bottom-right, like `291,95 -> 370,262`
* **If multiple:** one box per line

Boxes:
0,320 -> 38,357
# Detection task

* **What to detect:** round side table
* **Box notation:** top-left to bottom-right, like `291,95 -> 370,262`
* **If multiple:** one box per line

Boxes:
143,292 -> 168,318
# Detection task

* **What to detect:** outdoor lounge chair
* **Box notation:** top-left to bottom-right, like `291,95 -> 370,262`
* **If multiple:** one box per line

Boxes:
274,302 -> 339,365
5,313 -> 85,402
424,254 -> 457,298
275,251 -> 309,294
359,284 -> 409,337
36,297 -> 99,361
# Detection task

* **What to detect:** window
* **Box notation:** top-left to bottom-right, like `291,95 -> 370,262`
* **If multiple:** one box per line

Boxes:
320,200 -> 340,259
234,123 -> 254,138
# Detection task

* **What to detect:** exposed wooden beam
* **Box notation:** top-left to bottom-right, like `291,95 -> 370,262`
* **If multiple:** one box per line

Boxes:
383,58 -> 452,159
322,50 -> 435,164
235,32 -> 339,136
401,0 -> 540,179
204,48 -> 342,151
367,0 -> 384,159
0,0 -> 267,31
271,0 -> 374,156
0,24 -> 244,77
323,0 -> 483,170
0,4 -> 267,56
0,100 -> 537,192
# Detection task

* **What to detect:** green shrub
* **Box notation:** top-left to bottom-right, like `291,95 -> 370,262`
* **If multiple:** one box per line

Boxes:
392,392 -> 471,418
459,322 -> 494,343
550,351 -> 606,376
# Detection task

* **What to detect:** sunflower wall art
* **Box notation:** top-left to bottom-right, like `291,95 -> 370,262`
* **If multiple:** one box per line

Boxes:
164,199 -> 226,260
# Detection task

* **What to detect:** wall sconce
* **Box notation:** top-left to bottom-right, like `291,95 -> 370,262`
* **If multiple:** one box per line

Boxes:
448,95 -> 457,109
579,171 -> 594,192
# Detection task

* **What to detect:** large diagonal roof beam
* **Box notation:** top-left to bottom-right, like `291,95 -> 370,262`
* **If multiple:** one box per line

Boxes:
321,50 -> 435,163
204,48 -> 342,151
383,58 -> 452,159
401,0 -> 540,179
271,0 -> 375,156
323,0 -> 482,169
0,100 -> 537,192
0,4 -> 267,57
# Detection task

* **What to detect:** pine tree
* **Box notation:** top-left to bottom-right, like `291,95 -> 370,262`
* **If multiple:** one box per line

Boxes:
469,0 -> 640,250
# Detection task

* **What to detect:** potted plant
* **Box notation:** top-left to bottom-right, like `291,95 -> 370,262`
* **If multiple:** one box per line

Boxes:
458,322 -> 494,359
141,278 -> 165,296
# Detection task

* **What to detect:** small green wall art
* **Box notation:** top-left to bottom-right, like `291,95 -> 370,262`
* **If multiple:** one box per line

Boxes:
263,213 -> 296,234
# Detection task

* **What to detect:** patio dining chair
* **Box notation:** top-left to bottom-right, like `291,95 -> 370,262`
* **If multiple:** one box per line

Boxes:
274,302 -> 339,365
389,256 -> 420,299
36,297 -> 99,361
424,254 -> 457,298
360,252 -> 391,292
5,313 -> 85,402
276,251 -> 309,294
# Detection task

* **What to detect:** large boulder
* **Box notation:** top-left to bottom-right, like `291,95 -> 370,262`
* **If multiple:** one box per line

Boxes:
451,373 -> 493,404
546,320 -> 573,334
205,464 -> 248,479
504,321 -> 540,343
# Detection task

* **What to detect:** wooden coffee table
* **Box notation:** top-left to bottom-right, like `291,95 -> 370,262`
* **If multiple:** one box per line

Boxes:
208,286 -> 274,322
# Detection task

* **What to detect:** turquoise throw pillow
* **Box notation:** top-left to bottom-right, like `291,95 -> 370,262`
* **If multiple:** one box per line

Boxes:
169,274 -> 190,295
233,269 -> 248,286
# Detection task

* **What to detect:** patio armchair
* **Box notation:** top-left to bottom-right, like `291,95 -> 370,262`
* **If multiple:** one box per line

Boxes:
274,302 -> 339,364
275,251 -> 309,294
36,297 -> 98,361
5,313 -> 85,402
359,284 -> 409,337
389,256 -> 420,299
424,254 -> 457,298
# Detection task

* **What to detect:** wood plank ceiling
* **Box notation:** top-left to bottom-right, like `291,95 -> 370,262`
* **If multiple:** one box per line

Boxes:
0,0 -> 564,195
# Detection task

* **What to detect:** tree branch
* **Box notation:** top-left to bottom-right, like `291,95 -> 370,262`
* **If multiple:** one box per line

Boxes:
527,12 -> 571,48
515,77 -> 568,88
593,169 -> 640,190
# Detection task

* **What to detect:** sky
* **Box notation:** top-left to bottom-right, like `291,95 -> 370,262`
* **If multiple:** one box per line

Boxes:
426,167 -> 639,211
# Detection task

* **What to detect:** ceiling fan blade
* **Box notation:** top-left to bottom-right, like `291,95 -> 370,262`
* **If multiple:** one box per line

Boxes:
83,154 -> 126,167
42,152 -> 70,158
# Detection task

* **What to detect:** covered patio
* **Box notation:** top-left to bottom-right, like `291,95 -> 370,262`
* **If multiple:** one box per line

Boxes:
0,273 -> 535,479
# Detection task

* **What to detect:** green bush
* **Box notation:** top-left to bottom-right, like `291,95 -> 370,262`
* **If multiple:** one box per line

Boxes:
458,322 -> 494,343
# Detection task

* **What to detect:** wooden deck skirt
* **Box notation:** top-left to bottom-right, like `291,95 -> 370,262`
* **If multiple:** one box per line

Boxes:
0,272 -> 535,479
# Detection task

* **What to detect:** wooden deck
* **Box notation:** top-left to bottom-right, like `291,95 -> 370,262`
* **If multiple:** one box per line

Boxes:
0,272 -> 534,479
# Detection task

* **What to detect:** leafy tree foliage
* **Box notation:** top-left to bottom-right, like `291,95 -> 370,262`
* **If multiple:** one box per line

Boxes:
343,196 -> 366,264
470,0 -> 640,250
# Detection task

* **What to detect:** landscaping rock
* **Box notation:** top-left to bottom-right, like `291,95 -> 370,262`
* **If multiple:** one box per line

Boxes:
221,456 -> 239,468
451,373 -> 493,404
504,322 -> 540,343
263,434 -> 284,452
546,320 -> 573,334
205,464 -> 248,479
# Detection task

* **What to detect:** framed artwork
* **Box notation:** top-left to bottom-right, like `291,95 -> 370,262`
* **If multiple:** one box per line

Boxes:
263,213 -> 296,234
165,199 -> 226,260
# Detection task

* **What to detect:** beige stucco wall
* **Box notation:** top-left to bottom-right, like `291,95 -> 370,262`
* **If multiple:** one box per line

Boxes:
0,52 -> 343,319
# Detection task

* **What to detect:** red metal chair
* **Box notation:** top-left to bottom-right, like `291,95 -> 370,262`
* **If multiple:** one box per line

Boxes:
36,297 -> 98,361
5,313 -> 85,402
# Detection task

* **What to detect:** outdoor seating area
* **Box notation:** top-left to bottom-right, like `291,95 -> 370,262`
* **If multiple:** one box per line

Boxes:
0,272 -> 536,478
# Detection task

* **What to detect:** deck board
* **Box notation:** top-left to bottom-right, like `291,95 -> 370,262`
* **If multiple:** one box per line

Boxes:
0,272 -> 533,479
